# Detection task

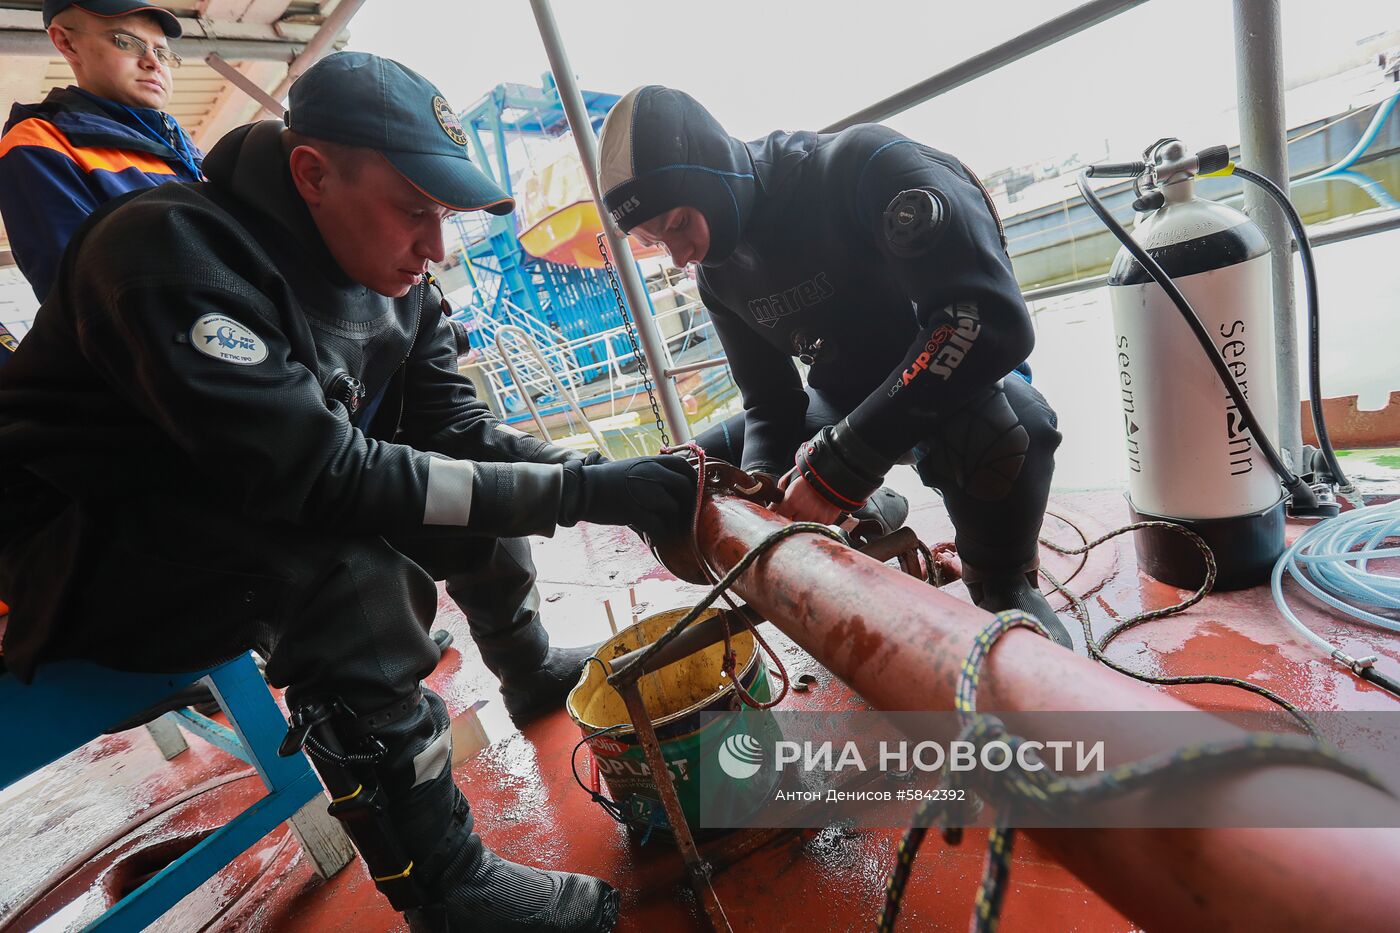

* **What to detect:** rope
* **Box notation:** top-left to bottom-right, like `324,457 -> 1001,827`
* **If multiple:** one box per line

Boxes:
876,609 -> 1392,933
1036,517 -> 1321,737
569,708 -> 633,827
646,442 -> 795,710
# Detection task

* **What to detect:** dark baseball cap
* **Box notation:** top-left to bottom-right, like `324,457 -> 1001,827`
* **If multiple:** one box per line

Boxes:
43,0 -> 182,38
286,51 -> 514,216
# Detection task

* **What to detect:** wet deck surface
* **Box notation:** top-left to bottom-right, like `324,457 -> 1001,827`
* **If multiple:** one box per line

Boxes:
3,483 -> 1399,932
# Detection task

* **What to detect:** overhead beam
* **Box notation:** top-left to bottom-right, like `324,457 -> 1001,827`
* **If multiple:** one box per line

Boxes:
205,53 -> 284,114
197,0 -> 292,22
240,0 -> 296,25
266,0 -> 369,104
197,0 -> 257,19
0,9 -> 312,60
198,56 -> 287,145
822,0 -> 1149,131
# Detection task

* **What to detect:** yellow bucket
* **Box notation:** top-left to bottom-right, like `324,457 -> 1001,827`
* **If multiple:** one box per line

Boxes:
567,606 -> 779,837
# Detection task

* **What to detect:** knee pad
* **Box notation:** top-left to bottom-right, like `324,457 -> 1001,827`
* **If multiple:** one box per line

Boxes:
918,386 -> 1030,503
283,689 -> 460,911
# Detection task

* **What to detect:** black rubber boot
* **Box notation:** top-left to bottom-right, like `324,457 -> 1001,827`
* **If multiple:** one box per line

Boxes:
301,689 -> 618,932
499,641 -> 604,724
962,565 -> 1074,649
405,839 -> 620,933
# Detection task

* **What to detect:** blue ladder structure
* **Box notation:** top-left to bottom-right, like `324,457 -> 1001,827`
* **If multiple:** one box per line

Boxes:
0,651 -> 353,931
450,77 -> 646,384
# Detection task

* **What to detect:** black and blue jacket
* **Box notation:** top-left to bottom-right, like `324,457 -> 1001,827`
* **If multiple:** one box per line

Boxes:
0,86 -> 204,304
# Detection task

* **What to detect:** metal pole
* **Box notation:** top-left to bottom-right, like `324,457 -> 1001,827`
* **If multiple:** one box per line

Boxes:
528,0 -> 692,443
0,31 -> 303,60
1233,0 -> 1301,465
822,0 -> 1149,131
266,0 -> 370,105
204,53 -> 286,117
696,493 -> 1400,931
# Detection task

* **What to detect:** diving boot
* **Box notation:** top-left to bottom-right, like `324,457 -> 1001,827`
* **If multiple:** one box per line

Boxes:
405,838 -> 620,933
499,641 -> 605,724
292,688 -> 619,932
961,563 -> 1073,649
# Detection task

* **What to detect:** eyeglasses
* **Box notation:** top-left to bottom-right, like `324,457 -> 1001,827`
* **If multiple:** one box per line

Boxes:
65,29 -> 183,69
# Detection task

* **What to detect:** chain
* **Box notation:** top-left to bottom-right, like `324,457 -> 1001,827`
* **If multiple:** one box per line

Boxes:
597,233 -> 670,448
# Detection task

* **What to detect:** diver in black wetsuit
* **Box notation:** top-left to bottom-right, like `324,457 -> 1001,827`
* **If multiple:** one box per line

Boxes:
597,85 -> 1071,647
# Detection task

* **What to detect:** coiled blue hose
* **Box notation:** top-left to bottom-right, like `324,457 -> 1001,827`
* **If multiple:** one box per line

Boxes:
1272,500 -> 1400,654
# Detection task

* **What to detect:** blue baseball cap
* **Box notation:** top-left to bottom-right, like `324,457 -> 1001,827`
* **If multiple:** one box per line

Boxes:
286,52 -> 514,216
43,0 -> 182,38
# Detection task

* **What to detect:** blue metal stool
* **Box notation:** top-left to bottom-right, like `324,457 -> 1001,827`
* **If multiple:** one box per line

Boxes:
0,651 -> 352,931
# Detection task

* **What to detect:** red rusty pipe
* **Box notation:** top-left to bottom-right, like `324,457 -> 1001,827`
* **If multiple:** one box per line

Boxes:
697,494 -> 1400,933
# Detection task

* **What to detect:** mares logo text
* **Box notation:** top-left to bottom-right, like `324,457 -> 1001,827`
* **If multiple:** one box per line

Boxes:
609,196 -> 641,224
748,273 -> 835,328
888,302 -> 981,396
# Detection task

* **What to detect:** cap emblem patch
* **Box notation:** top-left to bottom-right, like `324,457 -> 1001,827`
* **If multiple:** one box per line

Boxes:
432,96 -> 469,147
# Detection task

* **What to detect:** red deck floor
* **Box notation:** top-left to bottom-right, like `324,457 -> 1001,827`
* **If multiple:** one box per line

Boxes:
3,488 -> 1398,932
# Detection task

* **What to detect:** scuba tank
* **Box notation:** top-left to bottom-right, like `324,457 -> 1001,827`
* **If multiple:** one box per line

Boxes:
1108,139 -> 1282,589
1080,139 -> 1342,590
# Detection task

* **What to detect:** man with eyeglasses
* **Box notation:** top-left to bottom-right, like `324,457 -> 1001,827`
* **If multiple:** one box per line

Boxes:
0,1 -> 201,304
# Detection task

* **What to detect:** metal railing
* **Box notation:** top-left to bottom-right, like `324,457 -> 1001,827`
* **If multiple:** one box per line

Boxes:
492,325 -> 608,449
1020,206 -> 1400,304
517,0 -> 1396,459
471,294 -> 722,443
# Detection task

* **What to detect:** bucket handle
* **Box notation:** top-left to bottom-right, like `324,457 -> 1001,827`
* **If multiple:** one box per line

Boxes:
570,720 -> 633,826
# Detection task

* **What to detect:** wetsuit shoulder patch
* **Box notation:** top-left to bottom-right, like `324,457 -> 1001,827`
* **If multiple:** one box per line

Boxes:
190,313 -> 268,366
883,188 -> 948,257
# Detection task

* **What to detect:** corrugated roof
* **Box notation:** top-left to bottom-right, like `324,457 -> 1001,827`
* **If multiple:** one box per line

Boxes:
0,1 -> 359,261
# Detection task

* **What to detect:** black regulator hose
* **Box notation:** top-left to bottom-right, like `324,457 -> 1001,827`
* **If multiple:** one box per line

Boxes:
1075,171 -> 1321,512
1229,166 -> 1351,491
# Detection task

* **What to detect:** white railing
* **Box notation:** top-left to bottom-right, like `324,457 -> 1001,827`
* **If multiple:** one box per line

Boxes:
472,295 -> 721,434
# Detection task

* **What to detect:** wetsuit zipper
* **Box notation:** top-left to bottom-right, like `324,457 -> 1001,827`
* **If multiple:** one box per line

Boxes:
379,278 -> 427,432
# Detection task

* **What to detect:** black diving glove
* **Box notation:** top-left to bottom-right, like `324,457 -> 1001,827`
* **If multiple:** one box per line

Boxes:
558,455 -> 696,538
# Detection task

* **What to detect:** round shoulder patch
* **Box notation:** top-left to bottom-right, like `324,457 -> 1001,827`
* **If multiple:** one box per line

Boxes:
432,95 -> 469,147
190,314 -> 268,366
883,188 -> 948,257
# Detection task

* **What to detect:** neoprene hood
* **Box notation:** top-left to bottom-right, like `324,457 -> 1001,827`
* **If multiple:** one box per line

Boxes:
597,85 -> 755,265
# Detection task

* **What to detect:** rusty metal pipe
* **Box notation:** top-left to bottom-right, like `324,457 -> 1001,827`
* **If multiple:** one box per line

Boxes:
697,494 -> 1400,932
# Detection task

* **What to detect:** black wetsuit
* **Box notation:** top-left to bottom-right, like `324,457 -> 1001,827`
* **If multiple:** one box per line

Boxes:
0,120 -> 576,699
691,123 -> 1061,573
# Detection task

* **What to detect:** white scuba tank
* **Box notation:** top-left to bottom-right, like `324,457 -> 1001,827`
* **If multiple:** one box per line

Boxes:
1107,155 -> 1285,589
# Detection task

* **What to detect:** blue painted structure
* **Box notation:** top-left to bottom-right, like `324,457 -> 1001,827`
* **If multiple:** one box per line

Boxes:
0,652 -> 328,932
450,76 -> 642,380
